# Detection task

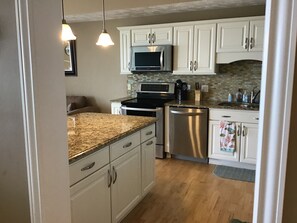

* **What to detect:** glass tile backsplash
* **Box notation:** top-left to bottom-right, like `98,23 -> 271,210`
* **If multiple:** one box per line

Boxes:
127,60 -> 262,102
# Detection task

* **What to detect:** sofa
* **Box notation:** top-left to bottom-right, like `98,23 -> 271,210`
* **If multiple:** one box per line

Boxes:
66,96 -> 100,115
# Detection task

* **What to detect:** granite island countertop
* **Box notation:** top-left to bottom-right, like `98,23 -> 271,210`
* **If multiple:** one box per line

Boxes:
165,100 -> 260,111
68,113 -> 157,164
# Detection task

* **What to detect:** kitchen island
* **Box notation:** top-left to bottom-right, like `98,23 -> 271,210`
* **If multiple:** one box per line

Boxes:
68,113 -> 157,223
68,112 -> 157,163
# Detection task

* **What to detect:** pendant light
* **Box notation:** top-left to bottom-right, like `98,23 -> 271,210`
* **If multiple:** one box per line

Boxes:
96,0 -> 114,47
61,0 -> 76,41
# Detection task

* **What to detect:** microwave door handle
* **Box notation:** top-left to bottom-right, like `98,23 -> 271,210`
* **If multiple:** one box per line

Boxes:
160,49 -> 164,70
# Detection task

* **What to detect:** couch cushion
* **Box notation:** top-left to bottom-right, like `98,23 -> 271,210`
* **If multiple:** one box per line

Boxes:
67,103 -> 76,112
66,96 -> 87,109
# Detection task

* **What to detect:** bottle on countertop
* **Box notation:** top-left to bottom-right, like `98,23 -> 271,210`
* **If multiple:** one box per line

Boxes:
242,90 -> 249,103
227,93 -> 233,102
235,89 -> 243,102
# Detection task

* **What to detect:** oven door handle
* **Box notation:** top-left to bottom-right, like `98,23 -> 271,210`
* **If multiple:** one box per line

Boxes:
121,107 -> 162,112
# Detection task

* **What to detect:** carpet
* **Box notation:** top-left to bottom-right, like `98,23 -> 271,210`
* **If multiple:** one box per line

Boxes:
213,165 -> 255,183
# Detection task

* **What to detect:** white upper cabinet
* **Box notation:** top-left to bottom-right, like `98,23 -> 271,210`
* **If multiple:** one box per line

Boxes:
216,17 -> 265,63
249,19 -> 265,52
132,27 -> 173,46
119,29 -> 132,74
173,23 -> 216,75
217,21 -> 249,53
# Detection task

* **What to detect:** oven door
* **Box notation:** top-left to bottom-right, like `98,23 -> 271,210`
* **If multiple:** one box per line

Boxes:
121,106 -> 164,158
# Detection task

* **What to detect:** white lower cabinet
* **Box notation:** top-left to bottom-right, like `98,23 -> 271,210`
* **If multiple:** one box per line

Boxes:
141,137 -> 156,196
111,146 -> 141,223
70,165 -> 111,223
208,109 -> 259,167
70,124 -> 156,223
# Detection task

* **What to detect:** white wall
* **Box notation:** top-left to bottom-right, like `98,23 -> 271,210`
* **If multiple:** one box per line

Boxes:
1,0 -> 71,222
0,1 -> 31,222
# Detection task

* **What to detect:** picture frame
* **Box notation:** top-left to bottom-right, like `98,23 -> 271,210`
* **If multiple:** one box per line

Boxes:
64,40 -> 77,76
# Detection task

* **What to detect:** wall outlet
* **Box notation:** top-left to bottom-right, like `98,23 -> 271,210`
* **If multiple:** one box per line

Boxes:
201,85 -> 209,92
127,83 -> 131,91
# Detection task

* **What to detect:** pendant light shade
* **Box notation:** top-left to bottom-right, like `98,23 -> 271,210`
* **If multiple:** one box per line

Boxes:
61,0 -> 76,41
96,0 -> 114,47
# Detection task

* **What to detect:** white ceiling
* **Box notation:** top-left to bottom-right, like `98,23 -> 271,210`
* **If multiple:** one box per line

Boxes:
65,0 -> 265,23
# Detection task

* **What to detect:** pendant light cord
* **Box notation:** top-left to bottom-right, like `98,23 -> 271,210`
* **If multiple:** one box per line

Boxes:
102,0 -> 106,31
62,0 -> 66,23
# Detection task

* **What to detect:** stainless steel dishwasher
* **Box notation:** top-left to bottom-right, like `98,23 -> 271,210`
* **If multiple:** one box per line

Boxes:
169,106 -> 208,161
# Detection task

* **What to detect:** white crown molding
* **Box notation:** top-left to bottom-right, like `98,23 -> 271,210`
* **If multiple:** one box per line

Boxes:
66,0 -> 265,23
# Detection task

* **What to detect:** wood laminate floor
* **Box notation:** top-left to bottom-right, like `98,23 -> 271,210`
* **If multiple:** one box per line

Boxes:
122,158 -> 254,223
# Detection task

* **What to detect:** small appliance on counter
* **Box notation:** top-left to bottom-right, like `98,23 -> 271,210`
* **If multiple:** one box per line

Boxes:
175,79 -> 188,101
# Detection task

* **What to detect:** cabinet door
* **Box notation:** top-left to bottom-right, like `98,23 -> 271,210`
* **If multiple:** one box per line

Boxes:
216,21 -> 249,53
70,165 -> 111,223
240,123 -> 258,164
131,28 -> 151,46
111,146 -> 141,223
120,30 -> 132,74
151,27 -> 173,45
173,25 -> 193,74
141,137 -> 156,196
249,19 -> 265,52
208,120 -> 239,161
193,23 -> 216,74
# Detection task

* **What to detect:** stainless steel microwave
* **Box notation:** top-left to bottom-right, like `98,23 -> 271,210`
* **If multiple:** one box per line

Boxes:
130,45 -> 173,73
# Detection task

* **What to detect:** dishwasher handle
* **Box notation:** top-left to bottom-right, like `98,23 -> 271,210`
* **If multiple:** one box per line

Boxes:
170,109 -> 207,116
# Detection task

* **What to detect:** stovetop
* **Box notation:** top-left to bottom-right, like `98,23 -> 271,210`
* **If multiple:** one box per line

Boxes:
122,82 -> 176,108
121,98 -> 173,108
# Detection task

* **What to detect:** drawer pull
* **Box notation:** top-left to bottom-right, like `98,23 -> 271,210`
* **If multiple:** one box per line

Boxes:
146,131 -> 153,136
255,117 -> 259,120
123,142 -> 132,148
107,169 -> 112,188
112,166 -> 117,184
242,126 -> 247,137
146,140 -> 154,146
222,115 -> 231,118
81,162 -> 95,171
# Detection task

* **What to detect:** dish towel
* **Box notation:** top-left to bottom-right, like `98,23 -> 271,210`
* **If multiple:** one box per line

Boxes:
219,121 -> 236,153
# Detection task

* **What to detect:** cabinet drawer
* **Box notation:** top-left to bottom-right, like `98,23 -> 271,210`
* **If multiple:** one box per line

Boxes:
110,131 -> 141,161
209,109 -> 259,123
69,146 -> 109,186
141,124 -> 155,143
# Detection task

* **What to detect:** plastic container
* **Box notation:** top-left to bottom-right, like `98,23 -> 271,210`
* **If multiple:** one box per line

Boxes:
242,90 -> 249,103
228,93 -> 233,102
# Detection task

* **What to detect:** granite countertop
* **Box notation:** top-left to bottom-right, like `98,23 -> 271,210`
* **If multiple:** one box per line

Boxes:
68,113 -> 157,164
165,100 -> 260,111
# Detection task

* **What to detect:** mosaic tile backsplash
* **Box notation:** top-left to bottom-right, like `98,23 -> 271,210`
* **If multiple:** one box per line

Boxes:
127,60 -> 262,101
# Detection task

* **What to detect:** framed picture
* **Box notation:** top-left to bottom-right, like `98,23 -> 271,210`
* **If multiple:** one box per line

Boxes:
64,40 -> 77,76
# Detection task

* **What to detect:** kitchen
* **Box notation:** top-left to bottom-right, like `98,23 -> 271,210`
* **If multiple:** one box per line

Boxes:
1,0 -> 296,223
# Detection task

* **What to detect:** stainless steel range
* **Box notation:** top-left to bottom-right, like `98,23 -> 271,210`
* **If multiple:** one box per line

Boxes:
121,82 -> 175,158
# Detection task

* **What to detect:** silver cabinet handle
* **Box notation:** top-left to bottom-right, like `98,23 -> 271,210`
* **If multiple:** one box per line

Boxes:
108,169 -> 112,188
170,110 -> 205,116
146,140 -> 154,146
244,37 -> 249,49
148,33 -> 151,44
194,61 -> 198,71
128,62 -> 131,71
242,126 -> 247,137
222,115 -> 231,118
123,142 -> 132,148
153,33 -> 156,43
160,49 -> 164,70
237,125 -> 241,136
112,166 -> 117,184
121,106 -> 162,112
190,61 -> 193,71
250,37 -> 254,49
146,131 -> 153,136
81,162 -> 95,171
